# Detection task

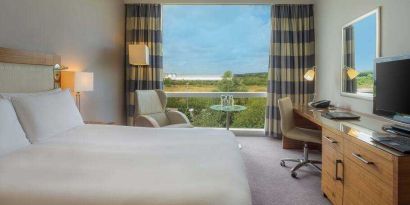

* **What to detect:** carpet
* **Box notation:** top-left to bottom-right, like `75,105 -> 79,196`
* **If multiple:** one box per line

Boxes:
237,136 -> 331,205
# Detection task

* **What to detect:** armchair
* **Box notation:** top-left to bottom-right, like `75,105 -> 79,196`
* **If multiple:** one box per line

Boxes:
134,90 -> 193,128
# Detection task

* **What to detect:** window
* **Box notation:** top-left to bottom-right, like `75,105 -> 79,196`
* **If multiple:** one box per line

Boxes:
163,5 -> 271,92
162,5 -> 271,129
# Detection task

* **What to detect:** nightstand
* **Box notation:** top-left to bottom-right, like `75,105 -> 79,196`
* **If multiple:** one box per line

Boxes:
84,121 -> 115,125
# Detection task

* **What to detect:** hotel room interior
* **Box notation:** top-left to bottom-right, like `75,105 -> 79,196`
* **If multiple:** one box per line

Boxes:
0,0 -> 410,205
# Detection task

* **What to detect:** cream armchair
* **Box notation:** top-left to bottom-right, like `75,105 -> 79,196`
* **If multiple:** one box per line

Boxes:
134,90 -> 193,128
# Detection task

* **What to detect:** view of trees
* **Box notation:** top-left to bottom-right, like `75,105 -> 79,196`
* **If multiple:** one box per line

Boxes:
356,71 -> 374,93
166,71 -> 267,128
163,71 -> 267,92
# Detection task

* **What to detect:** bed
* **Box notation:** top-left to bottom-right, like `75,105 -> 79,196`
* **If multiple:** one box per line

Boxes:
0,47 -> 251,205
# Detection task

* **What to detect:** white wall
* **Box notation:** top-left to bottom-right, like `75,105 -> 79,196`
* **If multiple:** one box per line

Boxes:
315,0 -> 410,114
0,0 -> 125,124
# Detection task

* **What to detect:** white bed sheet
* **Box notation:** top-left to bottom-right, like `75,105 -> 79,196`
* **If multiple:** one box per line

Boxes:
0,125 -> 251,205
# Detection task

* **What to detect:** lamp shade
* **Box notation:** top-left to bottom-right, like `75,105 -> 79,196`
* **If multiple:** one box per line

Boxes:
61,71 -> 94,92
129,44 -> 150,65
304,67 -> 316,81
346,67 -> 359,80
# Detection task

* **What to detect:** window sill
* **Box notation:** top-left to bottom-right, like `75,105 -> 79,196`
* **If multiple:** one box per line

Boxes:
341,92 -> 373,101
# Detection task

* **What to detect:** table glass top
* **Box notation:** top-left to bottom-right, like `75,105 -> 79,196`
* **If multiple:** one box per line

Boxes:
210,105 -> 247,112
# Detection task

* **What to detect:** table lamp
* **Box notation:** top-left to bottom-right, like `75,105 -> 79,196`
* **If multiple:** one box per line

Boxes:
128,44 -> 150,66
61,71 -> 94,112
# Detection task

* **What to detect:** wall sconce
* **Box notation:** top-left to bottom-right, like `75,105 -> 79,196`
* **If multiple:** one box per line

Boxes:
304,66 -> 316,81
345,67 -> 359,80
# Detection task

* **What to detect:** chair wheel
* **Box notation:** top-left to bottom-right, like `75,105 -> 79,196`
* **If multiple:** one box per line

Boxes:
280,161 -> 285,167
291,172 -> 297,178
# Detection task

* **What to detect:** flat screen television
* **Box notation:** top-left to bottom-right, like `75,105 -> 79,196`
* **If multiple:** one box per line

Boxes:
374,55 -> 410,124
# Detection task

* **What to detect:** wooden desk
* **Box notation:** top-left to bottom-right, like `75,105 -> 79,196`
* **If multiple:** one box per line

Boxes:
292,105 -> 410,205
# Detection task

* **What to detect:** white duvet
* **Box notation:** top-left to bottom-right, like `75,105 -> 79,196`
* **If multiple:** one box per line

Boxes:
0,125 -> 251,205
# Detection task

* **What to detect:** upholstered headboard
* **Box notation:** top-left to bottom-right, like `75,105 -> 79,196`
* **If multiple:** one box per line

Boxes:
0,47 -> 62,93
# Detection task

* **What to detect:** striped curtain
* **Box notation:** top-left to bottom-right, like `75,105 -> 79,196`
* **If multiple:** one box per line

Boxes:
125,4 -> 163,126
343,26 -> 357,93
265,5 -> 315,138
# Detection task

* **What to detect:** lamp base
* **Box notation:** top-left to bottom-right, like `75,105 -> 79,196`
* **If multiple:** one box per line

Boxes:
75,92 -> 81,112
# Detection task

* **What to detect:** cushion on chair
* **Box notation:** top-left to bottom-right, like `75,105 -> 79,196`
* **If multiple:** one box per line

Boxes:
285,127 -> 322,144
149,113 -> 170,127
135,90 -> 164,115
278,97 -> 295,135
134,90 -> 192,128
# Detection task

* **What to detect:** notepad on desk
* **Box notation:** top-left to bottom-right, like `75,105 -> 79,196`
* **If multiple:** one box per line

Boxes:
321,111 -> 360,120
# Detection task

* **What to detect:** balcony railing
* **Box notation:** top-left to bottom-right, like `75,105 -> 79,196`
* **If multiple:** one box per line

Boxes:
165,92 -> 267,129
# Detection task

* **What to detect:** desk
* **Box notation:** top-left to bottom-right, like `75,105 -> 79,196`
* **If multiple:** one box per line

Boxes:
293,105 -> 410,205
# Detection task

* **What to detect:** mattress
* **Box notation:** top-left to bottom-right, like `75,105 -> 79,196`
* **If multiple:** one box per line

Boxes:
0,125 -> 251,205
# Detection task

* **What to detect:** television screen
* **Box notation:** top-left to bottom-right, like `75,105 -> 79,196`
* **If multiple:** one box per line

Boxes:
374,56 -> 410,123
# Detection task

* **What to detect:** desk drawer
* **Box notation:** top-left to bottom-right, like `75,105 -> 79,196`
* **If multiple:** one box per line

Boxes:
344,138 -> 394,187
323,128 -> 343,153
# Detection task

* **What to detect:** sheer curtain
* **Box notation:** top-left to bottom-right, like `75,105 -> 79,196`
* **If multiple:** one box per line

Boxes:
265,5 -> 315,138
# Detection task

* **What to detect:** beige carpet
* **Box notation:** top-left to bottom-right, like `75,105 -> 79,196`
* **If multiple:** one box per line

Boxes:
237,136 -> 331,205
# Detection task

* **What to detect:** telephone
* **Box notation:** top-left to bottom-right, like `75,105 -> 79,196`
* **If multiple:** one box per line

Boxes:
309,100 -> 331,108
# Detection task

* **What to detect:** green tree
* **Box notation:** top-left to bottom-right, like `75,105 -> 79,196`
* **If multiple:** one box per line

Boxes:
217,71 -> 248,92
192,109 -> 224,127
231,98 -> 265,128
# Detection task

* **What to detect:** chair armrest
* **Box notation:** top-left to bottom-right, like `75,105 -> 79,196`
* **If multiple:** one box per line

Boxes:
134,115 -> 160,128
166,111 -> 191,125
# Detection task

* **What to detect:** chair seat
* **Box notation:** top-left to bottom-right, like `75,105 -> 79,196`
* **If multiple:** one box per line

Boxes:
162,123 -> 194,128
285,127 -> 322,144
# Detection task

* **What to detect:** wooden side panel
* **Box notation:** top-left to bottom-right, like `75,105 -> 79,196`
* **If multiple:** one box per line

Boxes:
0,47 -> 60,66
394,156 -> 410,205
322,140 -> 343,205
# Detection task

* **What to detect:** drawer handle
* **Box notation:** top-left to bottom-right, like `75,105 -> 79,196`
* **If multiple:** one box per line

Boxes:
352,153 -> 374,164
335,159 -> 343,181
324,136 -> 338,144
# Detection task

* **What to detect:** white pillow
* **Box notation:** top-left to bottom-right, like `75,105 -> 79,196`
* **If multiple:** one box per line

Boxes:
11,89 -> 84,143
0,88 -> 61,99
0,98 -> 30,156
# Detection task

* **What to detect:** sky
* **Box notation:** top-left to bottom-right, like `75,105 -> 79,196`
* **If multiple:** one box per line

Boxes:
353,13 -> 377,72
163,5 -> 271,75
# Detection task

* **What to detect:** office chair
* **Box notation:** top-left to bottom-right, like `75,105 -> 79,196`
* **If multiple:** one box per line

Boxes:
278,97 -> 322,178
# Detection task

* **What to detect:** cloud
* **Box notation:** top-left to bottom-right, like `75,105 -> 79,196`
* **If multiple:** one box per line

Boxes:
163,5 -> 271,75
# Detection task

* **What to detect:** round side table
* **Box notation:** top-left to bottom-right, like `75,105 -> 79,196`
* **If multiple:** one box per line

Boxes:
210,105 -> 247,130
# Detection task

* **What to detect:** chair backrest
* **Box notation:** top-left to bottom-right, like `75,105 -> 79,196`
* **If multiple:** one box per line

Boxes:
135,90 -> 169,126
278,97 -> 295,135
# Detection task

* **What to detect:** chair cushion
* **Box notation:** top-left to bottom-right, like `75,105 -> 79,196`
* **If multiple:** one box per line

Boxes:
135,90 -> 164,115
149,113 -> 170,127
162,123 -> 194,128
285,127 -> 322,144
